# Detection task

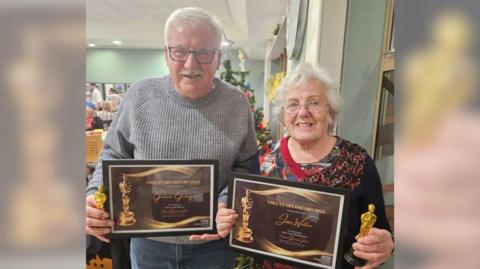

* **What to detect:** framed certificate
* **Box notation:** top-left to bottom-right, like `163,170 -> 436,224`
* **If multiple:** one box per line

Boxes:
228,173 -> 350,269
102,160 -> 218,237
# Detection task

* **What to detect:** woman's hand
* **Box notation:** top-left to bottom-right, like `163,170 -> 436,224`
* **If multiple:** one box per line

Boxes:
353,228 -> 394,269
189,203 -> 238,240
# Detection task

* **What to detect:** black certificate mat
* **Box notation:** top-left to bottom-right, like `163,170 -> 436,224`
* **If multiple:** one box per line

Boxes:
228,173 -> 350,269
102,160 -> 218,238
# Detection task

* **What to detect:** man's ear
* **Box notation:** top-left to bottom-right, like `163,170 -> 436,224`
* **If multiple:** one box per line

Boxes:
216,50 -> 222,70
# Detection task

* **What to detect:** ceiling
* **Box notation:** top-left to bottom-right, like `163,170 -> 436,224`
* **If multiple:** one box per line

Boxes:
86,0 -> 288,60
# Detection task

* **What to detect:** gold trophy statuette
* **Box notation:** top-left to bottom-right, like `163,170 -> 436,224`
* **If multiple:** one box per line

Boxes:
344,204 -> 377,267
118,174 -> 136,226
95,185 -> 107,211
235,189 -> 254,243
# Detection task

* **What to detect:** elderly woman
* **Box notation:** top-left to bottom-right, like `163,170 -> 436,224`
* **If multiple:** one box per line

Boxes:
258,63 -> 393,269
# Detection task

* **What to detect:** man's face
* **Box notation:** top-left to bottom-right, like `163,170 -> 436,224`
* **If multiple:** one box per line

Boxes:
165,25 -> 221,100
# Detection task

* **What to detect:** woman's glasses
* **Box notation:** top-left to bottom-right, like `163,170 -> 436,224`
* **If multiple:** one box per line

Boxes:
284,101 -> 329,113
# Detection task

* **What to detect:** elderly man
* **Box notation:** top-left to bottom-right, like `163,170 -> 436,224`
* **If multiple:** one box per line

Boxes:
85,7 -> 258,269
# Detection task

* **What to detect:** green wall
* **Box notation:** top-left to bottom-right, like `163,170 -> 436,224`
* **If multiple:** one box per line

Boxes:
338,0 -> 387,154
86,48 -> 168,83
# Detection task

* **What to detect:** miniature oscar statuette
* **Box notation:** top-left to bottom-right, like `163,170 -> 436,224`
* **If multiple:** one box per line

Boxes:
95,185 -> 107,211
118,174 -> 136,226
344,204 -> 377,266
235,189 -> 254,243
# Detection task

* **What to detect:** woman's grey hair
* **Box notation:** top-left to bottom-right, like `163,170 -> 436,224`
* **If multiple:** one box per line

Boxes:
272,63 -> 343,133
164,7 -> 223,49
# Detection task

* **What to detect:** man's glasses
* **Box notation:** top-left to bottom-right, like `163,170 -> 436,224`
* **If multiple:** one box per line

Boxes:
284,101 -> 329,113
168,46 -> 218,64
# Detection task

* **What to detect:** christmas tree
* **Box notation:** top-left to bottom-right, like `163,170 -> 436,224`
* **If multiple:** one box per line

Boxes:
220,59 -> 273,148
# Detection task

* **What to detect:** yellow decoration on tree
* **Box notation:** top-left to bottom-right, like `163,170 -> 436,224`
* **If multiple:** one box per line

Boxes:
266,72 -> 286,102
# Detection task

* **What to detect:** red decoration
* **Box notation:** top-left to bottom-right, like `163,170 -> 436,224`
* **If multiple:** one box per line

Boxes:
257,123 -> 265,129
245,90 -> 252,97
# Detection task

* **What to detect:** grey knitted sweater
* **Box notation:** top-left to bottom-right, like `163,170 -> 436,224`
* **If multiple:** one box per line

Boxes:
86,75 -> 258,244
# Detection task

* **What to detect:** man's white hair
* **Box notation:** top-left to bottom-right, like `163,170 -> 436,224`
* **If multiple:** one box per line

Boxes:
164,7 -> 223,49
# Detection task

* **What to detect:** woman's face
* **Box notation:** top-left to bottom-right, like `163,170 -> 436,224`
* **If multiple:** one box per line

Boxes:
283,79 -> 332,145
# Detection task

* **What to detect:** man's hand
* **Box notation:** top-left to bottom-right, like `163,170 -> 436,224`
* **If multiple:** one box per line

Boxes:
86,194 -> 114,243
353,228 -> 394,269
189,203 -> 238,241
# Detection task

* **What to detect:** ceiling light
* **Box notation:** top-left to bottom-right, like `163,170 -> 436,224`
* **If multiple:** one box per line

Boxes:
113,40 -> 122,45
88,43 -> 96,47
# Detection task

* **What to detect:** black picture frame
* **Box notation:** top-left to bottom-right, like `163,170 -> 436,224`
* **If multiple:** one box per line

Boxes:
104,83 -> 127,97
114,83 -> 126,94
228,173 -> 350,269
86,82 -> 105,100
104,83 -> 114,98
102,159 -> 219,238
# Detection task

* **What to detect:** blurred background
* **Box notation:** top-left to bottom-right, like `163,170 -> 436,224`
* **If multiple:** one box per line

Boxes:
0,0 -> 85,269
395,0 -> 480,269
0,0 -> 479,268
